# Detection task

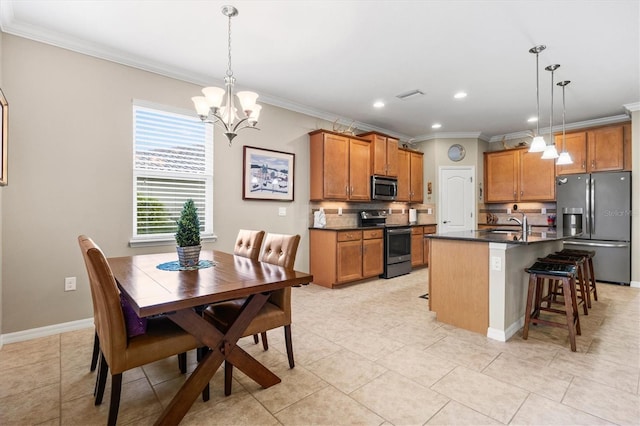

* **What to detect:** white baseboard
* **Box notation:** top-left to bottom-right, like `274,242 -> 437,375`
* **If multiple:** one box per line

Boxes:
1,317 -> 94,346
630,280 -> 640,289
487,317 -> 524,342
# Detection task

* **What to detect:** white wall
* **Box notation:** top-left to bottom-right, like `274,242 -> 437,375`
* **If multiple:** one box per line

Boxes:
1,34 -> 329,333
0,29 -> 4,343
632,109 -> 639,287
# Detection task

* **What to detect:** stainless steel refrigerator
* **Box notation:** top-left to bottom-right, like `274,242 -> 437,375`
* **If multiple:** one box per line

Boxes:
556,171 -> 631,285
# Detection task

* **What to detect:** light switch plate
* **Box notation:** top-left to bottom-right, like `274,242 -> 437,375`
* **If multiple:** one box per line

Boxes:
278,207 -> 286,216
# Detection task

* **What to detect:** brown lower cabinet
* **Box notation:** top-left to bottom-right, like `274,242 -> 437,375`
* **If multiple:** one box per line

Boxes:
412,225 -> 437,267
309,228 -> 383,288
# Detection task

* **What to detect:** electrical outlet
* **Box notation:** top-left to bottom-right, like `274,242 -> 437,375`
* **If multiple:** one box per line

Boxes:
338,207 -> 342,216
278,207 -> 286,216
427,208 -> 433,215
65,277 -> 76,291
388,208 -> 392,214
402,208 -> 405,214
541,207 -> 547,214
507,208 -> 511,214
491,257 -> 502,271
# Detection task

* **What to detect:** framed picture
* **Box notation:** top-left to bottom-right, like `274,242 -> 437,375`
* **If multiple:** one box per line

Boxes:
243,146 -> 294,201
0,89 -> 7,186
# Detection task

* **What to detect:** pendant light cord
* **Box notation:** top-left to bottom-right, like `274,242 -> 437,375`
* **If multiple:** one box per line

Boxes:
226,13 -> 233,78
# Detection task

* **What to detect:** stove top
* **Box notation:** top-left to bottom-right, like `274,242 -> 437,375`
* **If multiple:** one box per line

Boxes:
359,210 -> 387,227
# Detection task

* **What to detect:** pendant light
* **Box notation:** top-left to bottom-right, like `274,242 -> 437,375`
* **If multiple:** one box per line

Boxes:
556,80 -> 573,165
528,45 -> 547,153
192,5 -> 261,146
541,64 -> 560,159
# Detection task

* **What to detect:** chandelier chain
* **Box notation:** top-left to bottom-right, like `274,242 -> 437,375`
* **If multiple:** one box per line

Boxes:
226,12 -> 233,77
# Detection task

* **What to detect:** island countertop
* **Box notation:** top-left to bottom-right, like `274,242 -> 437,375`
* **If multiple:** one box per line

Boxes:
425,228 -> 576,245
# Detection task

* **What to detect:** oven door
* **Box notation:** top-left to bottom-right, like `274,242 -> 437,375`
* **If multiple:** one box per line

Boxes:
385,227 -> 412,264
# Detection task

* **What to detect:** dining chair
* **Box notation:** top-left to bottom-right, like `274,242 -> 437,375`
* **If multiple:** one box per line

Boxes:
233,229 -> 265,260
203,233 -> 301,395
78,235 -> 206,426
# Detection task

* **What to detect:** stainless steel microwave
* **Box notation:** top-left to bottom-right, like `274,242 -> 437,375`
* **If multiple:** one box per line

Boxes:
371,176 -> 397,201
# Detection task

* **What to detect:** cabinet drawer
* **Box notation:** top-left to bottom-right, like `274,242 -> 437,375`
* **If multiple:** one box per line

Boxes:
337,230 -> 362,242
423,225 -> 437,234
362,229 -> 383,239
411,226 -> 424,235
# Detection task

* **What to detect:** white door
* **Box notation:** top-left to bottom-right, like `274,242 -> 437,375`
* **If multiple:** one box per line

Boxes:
439,166 -> 475,234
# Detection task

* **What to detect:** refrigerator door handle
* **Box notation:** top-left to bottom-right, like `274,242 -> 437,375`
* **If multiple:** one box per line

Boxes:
564,241 -> 629,248
585,178 -> 590,234
590,178 -> 595,234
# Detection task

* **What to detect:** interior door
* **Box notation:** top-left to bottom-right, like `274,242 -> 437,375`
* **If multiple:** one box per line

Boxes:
439,166 -> 475,234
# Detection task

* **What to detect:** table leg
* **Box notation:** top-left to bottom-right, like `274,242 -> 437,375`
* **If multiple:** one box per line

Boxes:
155,293 -> 271,425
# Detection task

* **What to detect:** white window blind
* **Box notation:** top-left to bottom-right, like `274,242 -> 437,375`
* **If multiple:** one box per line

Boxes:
132,104 -> 213,244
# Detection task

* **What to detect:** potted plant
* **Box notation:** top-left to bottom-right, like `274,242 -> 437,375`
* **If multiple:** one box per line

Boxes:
175,199 -> 201,267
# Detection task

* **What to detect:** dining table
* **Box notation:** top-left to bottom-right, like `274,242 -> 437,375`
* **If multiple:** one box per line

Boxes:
107,249 -> 313,425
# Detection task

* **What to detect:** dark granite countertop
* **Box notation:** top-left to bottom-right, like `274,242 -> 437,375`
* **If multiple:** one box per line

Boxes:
425,228 -> 576,245
309,223 -> 437,231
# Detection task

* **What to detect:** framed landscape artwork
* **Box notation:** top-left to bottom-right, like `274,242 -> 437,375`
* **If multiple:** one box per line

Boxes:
242,146 -> 294,201
0,89 -> 7,186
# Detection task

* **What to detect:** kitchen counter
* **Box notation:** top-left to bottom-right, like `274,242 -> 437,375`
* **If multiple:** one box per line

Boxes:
309,223 -> 437,231
426,228 -> 571,341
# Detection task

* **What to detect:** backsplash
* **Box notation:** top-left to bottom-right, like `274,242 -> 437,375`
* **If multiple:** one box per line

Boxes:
479,202 -> 557,227
309,201 -> 437,228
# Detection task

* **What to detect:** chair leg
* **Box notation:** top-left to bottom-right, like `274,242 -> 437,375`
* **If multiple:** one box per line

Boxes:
90,332 -> 100,372
178,352 -> 187,374
108,373 -> 123,426
224,361 -> 233,396
261,332 -> 268,350
253,334 -> 259,344
284,325 -> 295,369
95,352 -> 108,405
197,347 -> 210,402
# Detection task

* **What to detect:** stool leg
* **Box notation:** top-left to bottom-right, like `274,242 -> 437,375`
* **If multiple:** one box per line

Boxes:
576,265 -> 589,316
523,274 -> 537,340
569,276 -> 581,336
561,277 -> 577,352
588,258 -> 598,301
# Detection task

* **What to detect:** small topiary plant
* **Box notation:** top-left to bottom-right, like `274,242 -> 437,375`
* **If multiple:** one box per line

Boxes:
175,199 -> 201,247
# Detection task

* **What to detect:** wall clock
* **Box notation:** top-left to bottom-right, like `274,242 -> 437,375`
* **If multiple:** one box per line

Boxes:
448,144 -> 466,162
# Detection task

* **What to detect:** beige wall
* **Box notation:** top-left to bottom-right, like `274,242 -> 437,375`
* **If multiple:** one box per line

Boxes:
0,34 -> 330,333
0,29 -> 4,341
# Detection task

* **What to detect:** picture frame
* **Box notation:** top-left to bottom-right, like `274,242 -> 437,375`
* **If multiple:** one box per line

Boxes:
0,88 -> 7,186
242,146 -> 294,201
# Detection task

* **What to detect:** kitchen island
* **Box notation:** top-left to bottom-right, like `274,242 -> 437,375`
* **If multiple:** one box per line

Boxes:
425,228 -> 575,341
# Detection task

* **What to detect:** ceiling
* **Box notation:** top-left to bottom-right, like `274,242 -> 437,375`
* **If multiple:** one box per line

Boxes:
1,0 -> 638,142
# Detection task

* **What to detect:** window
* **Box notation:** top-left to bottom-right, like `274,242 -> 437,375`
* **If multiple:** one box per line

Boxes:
131,102 -> 214,246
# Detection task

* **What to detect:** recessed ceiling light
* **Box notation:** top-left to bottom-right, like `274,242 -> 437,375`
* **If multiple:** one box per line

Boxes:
527,116 -> 538,123
454,92 -> 467,99
432,123 -> 442,129
373,101 -> 385,108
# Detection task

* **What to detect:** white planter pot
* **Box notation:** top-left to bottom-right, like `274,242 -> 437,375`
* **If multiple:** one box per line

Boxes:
176,245 -> 201,267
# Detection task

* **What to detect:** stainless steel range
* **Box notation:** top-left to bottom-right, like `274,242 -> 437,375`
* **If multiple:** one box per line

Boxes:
359,211 -> 412,279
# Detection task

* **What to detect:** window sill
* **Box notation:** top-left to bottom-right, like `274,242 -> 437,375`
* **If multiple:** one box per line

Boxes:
129,233 -> 217,248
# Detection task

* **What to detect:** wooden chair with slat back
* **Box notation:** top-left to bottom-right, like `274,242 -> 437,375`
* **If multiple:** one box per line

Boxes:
78,235 -> 207,425
203,233 -> 301,395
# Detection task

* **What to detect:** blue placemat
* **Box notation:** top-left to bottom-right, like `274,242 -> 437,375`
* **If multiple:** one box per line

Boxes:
156,260 -> 216,271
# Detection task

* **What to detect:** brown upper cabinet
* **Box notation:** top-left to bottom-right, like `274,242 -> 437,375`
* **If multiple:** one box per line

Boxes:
309,130 -> 371,201
555,123 -> 631,175
397,148 -> 424,203
358,132 -> 399,177
484,147 -> 555,203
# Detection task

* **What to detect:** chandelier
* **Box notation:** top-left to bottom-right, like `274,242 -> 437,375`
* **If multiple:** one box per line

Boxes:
192,5 -> 261,146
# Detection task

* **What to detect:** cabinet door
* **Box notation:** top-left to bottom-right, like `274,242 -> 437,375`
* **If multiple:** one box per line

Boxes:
386,138 -> 399,177
323,133 -> 349,199
362,238 -> 383,277
409,152 -> 424,203
348,138 -> 371,200
588,126 -> 624,172
484,150 -> 518,202
556,132 -> 587,175
337,240 -> 362,282
411,227 -> 424,266
423,225 -> 437,267
519,150 -> 556,201
396,149 -> 410,202
371,134 -> 387,176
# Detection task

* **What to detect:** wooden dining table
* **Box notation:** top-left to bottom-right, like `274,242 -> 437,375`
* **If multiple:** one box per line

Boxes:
107,249 -> 313,425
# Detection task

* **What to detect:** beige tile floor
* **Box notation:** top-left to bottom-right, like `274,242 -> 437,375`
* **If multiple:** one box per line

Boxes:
1,268 -> 639,425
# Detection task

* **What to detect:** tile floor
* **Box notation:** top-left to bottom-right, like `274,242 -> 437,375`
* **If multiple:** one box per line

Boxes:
1,268 -> 639,425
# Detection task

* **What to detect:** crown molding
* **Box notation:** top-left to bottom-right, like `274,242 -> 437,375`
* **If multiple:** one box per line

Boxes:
624,102 -> 640,112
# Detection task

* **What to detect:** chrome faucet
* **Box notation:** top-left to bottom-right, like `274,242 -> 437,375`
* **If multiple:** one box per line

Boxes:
508,213 -> 528,234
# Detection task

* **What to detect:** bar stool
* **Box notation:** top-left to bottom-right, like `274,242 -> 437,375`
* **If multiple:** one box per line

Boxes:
540,254 -> 589,316
559,248 -> 598,306
523,261 -> 580,352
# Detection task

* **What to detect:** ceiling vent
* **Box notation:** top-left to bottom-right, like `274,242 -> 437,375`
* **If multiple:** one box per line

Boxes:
396,89 -> 424,100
